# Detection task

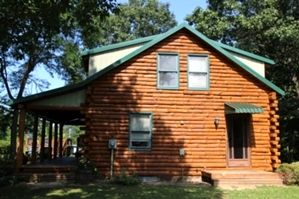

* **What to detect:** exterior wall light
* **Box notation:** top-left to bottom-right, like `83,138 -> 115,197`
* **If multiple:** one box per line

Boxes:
214,117 -> 219,129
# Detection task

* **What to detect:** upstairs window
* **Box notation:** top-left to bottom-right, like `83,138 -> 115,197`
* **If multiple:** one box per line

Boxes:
129,113 -> 153,151
157,53 -> 179,89
187,54 -> 210,90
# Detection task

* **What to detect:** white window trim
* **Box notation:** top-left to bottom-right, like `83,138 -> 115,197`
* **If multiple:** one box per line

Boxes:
187,54 -> 210,90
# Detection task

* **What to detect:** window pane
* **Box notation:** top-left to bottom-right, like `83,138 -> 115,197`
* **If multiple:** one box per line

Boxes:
189,56 -> 208,72
131,132 -> 150,139
159,55 -> 177,70
130,114 -> 151,131
189,73 -> 207,88
158,72 -> 178,87
131,141 -> 149,147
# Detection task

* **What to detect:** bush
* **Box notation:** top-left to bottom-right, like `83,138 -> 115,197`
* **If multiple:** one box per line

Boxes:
0,143 -> 18,187
0,143 -> 14,178
113,169 -> 141,186
76,158 -> 97,174
0,176 -> 19,187
276,162 -> 299,185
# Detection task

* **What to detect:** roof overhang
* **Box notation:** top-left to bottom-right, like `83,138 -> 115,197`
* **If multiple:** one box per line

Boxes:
10,89 -> 86,125
225,102 -> 264,114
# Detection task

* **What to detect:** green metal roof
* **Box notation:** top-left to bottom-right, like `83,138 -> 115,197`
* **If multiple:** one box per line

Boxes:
225,102 -> 264,114
81,34 -> 160,56
81,29 -> 275,66
11,23 -> 284,106
209,40 -> 275,65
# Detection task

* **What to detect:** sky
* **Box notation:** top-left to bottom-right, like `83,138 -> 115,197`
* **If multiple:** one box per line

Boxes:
41,0 -> 208,91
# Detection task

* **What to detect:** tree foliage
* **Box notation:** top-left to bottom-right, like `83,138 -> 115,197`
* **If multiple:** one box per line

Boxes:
97,0 -> 177,46
0,103 -> 11,140
186,0 -> 299,162
0,0 -> 119,100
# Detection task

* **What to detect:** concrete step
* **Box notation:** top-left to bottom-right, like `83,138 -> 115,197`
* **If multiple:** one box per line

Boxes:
16,173 -> 75,183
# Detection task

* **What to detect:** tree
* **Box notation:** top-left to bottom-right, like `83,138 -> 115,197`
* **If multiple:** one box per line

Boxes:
0,0 -> 119,155
186,0 -> 299,162
0,0 -> 119,101
96,0 -> 177,46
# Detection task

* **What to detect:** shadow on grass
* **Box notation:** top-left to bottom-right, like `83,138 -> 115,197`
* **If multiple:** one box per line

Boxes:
0,183 -> 225,199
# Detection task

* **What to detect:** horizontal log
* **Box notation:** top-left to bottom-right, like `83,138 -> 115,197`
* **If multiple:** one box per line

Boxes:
271,151 -> 281,156
270,129 -> 280,134
251,148 -> 271,153
271,156 -> 280,161
270,126 -> 277,130
112,158 -> 226,165
272,163 -> 280,168
112,160 -> 226,168
269,103 -> 278,108
268,92 -> 277,100
270,118 -> 278,122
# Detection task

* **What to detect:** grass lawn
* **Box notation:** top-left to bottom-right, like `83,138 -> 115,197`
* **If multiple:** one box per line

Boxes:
0,183 -> 299,199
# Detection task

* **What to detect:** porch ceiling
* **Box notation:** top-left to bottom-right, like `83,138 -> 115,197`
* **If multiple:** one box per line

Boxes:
225,102 -> 264,114
27,107 -> 84,125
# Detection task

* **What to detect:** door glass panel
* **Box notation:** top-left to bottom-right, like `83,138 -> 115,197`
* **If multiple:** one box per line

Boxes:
228,116 -> 249,160
228,121 -> 233,159
232,118 -> 244,159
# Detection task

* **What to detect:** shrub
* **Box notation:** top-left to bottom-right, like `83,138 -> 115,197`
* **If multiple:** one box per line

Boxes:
76,158 -> 97,174
0,143 -> 18,187
276,162 -> 299,185
113,169 -> 141,186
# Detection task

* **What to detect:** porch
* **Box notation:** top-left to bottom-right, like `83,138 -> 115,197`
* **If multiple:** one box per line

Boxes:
202,170 -> 283,189
16,157 -> 77,183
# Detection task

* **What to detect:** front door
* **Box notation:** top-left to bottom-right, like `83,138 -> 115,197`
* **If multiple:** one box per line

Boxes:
227,115 -> 250,167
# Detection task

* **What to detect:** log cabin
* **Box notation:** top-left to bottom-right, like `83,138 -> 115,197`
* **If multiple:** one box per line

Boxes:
11,23 -> 284,179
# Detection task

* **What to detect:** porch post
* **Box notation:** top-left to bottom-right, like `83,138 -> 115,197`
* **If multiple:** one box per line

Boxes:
16,106 -> 25,169
54,123 -> 58,158
31,114 -> 38,164
48,121 -> 53,160
10,108 -> 19,158
40,118 -> 46,163
59,124 -> 63,157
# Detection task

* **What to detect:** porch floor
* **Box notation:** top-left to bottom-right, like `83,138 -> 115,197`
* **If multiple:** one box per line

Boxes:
16,157 -> 77,183
202,170 -> 284,189
24,157 -> 77,168
19,157 -> 76,173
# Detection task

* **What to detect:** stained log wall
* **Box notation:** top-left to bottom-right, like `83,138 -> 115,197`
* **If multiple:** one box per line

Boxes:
82,29 -> 280,177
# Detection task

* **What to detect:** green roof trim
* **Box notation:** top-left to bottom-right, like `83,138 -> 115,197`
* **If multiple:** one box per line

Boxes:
11,23 -> 284,106
225,102 -> 264,114
209,40 -> 275,65
81,34 -> 159,56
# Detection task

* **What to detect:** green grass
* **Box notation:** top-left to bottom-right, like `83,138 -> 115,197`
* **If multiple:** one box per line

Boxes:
0,184 -> 299,199
225,185 -> 299,199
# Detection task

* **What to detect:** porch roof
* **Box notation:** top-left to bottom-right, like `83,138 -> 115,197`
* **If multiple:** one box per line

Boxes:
225,102 -> 264,114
